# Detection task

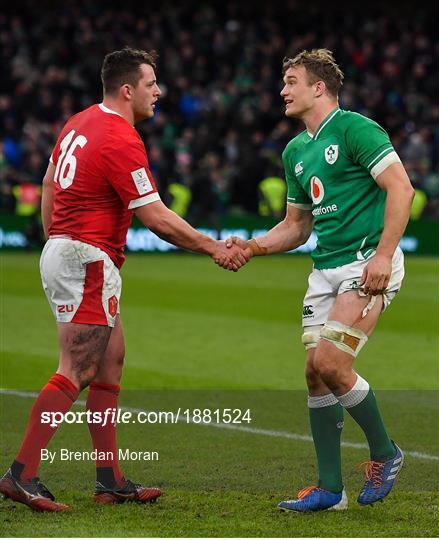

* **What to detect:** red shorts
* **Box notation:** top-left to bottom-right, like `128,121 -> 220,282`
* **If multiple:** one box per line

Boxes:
40,237 -> 121,327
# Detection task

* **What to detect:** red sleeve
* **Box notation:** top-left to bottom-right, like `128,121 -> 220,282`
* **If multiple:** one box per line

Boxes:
101,135 -> 161,210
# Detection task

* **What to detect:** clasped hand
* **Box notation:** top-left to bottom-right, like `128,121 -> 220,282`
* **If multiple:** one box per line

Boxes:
211,237 -> 252,272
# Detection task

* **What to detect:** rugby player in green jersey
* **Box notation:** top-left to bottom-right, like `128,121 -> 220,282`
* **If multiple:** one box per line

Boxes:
226,49 -> 414,512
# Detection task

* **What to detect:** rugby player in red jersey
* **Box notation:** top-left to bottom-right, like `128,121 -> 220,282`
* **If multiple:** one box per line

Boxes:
0,48 -> 248,512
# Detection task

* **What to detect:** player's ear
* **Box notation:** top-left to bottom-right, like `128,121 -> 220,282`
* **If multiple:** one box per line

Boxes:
314,80 -> 326,98
120,84 -> 133,100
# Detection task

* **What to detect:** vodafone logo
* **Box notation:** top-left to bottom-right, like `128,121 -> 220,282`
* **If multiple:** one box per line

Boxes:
310,176 -> 324,204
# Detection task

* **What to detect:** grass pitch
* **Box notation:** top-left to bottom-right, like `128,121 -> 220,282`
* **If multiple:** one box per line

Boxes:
1,252 -> 438,537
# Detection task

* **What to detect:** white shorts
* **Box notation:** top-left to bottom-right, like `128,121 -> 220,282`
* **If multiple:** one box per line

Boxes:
40,237 -> 121,327
302,247 -> 405,327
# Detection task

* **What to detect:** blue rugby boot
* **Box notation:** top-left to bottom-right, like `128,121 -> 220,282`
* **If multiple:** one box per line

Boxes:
278,486 -> 348,512
357,442 -> 404,505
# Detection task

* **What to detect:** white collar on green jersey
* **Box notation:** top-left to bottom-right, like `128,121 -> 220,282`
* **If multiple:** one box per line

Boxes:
311,107 -> 341,140
99,103 -> 123,117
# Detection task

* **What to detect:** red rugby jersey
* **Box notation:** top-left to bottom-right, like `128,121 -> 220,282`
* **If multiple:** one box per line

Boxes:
49,103 -> 160,268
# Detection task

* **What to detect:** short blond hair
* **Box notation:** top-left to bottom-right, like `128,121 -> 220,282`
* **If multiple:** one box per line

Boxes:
282,48 -> 344,97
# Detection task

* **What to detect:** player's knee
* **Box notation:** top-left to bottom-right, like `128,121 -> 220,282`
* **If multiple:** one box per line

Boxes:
96,348 -> 125,386
105,346 -> 125,375
107,347 -> 125,368
116,347 -> 125,367
305,363 -> 321,392
315,363 -> 340,389
72,355 -> 102,389
313,343 -> 340,387
112,350 -> 125,380
77,363 -> 100,389
304,352 -> 318,385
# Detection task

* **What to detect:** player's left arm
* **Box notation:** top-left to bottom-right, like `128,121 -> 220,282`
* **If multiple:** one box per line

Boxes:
362,162 -> 415,295
41,161 -> 56,239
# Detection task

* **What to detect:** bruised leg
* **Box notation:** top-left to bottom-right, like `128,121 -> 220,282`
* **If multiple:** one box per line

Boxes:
57,322 -> 112,390
11,322 -> 111,482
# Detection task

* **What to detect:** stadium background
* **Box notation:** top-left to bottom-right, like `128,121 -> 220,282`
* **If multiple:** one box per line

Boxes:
1,1 -> 438,537
1,0 -> 439,239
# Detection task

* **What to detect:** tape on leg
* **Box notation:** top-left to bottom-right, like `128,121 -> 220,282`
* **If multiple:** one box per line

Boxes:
358,290 -> 377,319
320,320 -> 368,357
301,325 -> 322,350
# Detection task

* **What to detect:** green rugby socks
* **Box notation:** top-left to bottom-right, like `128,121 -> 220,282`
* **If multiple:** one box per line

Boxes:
337,374 -> 395,461
308,394 -> 344,493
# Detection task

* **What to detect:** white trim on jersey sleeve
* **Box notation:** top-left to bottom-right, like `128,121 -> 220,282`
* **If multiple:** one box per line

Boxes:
128,192 -> 161,210
370,151 -> 401,180
287,202 -> 312,210
367,147 -> 393,169
49,154 -> 54,164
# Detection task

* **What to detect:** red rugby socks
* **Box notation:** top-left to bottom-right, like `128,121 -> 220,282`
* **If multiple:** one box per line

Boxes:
12,373 -> 79,481
86,381 -> 124,488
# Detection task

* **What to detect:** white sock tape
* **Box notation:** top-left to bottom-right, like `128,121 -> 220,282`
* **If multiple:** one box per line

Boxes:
308,393 -> 339,408
337,374 -> 370,408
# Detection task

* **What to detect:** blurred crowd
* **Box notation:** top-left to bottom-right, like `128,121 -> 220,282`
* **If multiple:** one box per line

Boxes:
1,0 -> 439,226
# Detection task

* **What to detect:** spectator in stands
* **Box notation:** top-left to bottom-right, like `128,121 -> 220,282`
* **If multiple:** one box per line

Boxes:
1,2 -> 438,220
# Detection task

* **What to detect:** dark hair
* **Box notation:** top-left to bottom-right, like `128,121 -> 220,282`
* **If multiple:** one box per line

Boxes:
101,47 -> 157,95
282,48 -> 344,97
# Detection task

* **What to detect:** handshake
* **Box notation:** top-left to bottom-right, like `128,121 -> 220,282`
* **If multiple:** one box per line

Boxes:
211,236 -> 268,272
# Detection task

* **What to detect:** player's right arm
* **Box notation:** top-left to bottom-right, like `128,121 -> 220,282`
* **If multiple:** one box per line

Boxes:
135,200 -> 248,266
226,204 -> 313,258
253,203 -> 313,254
103,134 -> 247,269
41,161 -> 56,239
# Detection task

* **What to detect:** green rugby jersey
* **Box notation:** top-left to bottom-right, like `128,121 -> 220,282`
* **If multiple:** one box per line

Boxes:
282,108 -> 401,269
